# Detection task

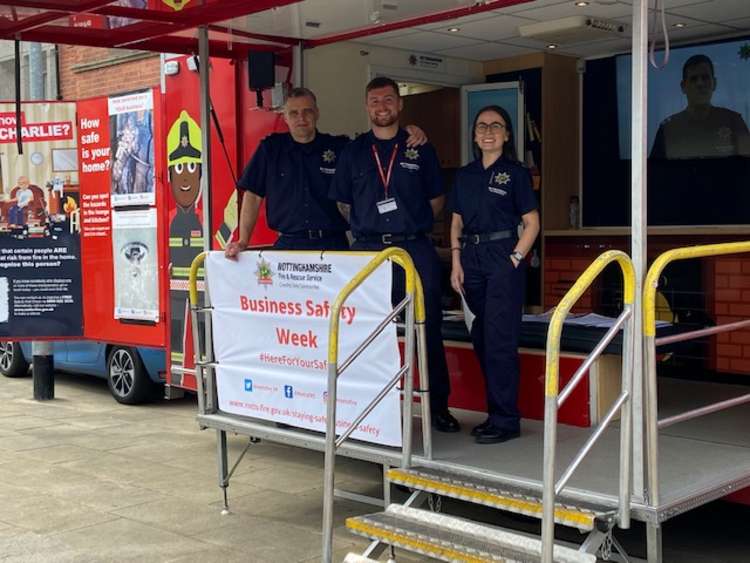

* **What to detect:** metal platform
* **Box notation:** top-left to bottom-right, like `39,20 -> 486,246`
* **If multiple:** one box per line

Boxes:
197,376 -> 750,526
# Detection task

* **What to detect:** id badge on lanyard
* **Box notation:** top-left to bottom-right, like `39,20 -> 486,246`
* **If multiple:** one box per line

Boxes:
373,143 -> 399,215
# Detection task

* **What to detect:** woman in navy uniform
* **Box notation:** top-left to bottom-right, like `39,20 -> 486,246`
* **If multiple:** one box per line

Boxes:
450,105 -> 539,444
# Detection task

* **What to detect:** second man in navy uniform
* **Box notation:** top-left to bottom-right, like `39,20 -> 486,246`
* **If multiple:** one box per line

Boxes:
330,76 -> 459,433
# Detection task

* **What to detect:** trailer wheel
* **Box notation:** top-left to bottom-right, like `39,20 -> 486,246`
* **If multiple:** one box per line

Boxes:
107,346 -> 152,404
0,341 -> 30,378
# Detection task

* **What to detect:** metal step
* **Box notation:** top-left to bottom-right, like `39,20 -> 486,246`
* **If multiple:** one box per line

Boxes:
388,467 -> 611,531
346,504 -> 596,563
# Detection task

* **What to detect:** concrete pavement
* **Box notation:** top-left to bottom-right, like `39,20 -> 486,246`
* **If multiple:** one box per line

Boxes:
1,371 -> 749,562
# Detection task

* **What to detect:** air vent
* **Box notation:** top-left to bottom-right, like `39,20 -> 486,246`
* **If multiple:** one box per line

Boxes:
519,16 -> 628,45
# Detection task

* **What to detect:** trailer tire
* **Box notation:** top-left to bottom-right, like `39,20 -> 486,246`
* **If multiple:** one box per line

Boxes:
107,346 -> 153,405
0,341 -> 30,378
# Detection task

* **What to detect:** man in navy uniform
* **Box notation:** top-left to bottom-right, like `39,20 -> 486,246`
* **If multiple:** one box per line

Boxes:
224,87 -> 426,256
330,76 -> 459,433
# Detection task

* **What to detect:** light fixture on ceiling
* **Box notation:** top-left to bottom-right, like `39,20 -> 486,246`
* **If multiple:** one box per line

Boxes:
448,27 -> 461,32
547,43 -> 558,50
574,1 -> 589,6
673,22 -> 687,28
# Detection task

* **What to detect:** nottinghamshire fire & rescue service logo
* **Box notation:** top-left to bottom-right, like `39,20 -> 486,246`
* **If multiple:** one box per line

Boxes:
404,148 -> 419,160
255,258 -> 274,286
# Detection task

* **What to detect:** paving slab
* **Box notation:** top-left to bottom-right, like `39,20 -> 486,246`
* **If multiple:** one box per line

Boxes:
52,518 -> 211,562
0,493 -> 120,534
111,496 -> 257,537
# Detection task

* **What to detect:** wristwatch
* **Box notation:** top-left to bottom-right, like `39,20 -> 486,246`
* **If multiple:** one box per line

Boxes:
510,250 -> 524,262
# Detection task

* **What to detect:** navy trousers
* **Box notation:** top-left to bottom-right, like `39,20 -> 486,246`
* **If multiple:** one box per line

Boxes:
273,233 -> 349,251
352,236 -> 450,412
461,240 -> 526,432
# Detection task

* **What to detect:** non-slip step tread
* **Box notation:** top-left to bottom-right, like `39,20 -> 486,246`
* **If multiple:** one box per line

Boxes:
346,505 -> 596,563
388,467 -> 613,531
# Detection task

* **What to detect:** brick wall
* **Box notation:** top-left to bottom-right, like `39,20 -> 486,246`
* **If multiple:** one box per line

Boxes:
546,235 -> 750,376
711,257 -> 750,374
58,45 -> 160,100
543,238 -> 614,313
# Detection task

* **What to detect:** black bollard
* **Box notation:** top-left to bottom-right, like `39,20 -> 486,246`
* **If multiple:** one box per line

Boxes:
32,341 -> 54,401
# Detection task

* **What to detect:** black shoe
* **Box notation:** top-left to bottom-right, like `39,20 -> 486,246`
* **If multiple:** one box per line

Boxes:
470,419 -> 491,437
475,426 -> 520,444
432,410 -> 461,433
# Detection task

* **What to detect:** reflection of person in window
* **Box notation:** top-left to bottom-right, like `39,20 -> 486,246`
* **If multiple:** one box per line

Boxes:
650,54 -> 750,159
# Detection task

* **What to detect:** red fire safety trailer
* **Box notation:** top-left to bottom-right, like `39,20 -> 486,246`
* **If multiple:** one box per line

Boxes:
64,54 -> 288,400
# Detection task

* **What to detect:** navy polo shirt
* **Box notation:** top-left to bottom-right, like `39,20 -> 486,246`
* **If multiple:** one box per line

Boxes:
237,131 -> 349,233
329,129 -> 444,236
450,157 -> 537,233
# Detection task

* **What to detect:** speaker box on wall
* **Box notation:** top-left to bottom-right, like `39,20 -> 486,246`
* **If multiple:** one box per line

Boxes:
248,51 -> 276,90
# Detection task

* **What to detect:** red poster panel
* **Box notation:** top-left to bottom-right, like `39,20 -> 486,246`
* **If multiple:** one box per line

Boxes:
77,91 -> 168,348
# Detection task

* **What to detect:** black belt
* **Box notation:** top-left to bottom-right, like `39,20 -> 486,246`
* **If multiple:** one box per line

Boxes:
460,230 -> 514,244
281,229 -> 341,240
354,233 -> 423,245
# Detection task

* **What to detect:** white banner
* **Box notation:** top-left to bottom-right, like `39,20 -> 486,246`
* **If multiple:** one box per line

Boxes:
206,251 -> 402,447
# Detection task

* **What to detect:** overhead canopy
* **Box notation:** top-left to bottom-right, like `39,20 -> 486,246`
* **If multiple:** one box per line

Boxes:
1,1 -> 747,61
0,0 -> 549,58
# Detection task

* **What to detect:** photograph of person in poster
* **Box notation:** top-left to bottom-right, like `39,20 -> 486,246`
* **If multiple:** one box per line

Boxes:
109,90 -> 155,206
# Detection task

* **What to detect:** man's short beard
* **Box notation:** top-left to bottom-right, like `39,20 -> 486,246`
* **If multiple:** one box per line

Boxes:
372,114 -> 398,128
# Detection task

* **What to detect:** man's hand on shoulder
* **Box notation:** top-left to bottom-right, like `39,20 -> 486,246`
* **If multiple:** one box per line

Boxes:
224,240 -> 248,260
404,124 -> 427,147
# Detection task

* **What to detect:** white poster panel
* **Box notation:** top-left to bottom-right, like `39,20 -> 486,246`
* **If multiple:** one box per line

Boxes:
108,90 -> 155,207
112,208 -> 159,321
206,251 -> 402,447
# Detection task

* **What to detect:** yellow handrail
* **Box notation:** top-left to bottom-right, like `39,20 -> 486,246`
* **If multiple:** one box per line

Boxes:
328,247 -> 424,366
643,241 -> 750,337
188,251 -> 208,307
545,250 -> 635,398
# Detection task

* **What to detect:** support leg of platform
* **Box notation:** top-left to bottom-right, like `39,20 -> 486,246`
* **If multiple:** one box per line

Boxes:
217,429 -> 230,514
646,522 -> 662,563
383,464 -> 391,507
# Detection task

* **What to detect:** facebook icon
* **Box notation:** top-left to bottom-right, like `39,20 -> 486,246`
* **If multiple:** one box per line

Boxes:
244,379 -> 253,392
284,385 -> 294,399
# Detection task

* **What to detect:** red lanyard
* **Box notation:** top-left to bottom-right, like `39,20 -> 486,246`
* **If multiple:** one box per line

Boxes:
371,143 -> 398,198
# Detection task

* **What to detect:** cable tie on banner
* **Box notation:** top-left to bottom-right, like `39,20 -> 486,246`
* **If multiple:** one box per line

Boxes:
320,249 -> 326,261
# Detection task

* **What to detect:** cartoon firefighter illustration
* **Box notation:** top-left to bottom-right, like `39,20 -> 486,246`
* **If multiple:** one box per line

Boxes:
167,110 -> 204,380
166,109 -> 239,383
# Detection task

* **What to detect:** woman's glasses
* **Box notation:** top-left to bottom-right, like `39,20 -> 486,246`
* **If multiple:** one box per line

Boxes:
475,122 -> 506,134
